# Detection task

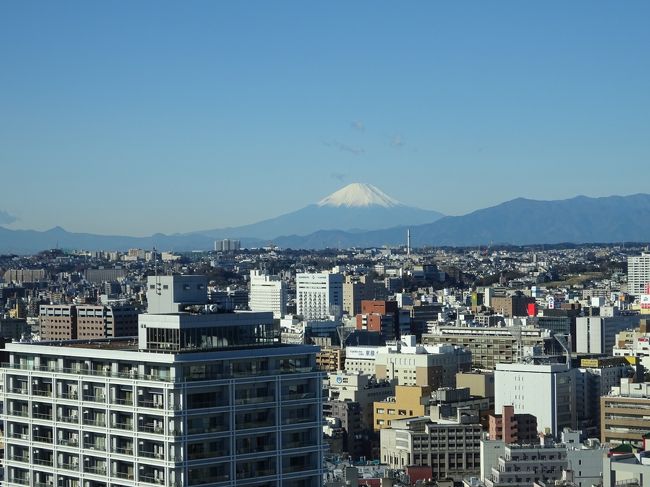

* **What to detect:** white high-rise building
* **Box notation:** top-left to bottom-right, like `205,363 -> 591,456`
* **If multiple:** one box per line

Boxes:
296,272 -> 343,320
628,252 -> 650,297
249,270 -> 287,318
495,362 -> 575,437
1,275 -> 323,487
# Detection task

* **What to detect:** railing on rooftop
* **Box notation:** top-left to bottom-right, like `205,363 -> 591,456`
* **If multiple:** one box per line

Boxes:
0,362 -> 320,382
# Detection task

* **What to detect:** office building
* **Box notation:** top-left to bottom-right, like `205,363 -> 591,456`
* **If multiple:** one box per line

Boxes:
628,253 -> 650,297
249,270 -> 287,318
601,378 -> 650,446
76,304 -> 139,339
575,314 -> 642,355
423,324 -> 552,370
380,410 -> 482,480
296,272 -> 343,320
2,276 -> 323,487
495,363 -> 575,437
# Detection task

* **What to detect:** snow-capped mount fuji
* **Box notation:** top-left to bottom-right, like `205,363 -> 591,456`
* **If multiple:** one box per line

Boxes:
318,183 -> 401,208
196,183 -> 445,240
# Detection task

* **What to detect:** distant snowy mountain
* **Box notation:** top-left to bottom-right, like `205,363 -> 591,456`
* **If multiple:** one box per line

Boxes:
195,183 -> 444,239
318,183 -> 400,208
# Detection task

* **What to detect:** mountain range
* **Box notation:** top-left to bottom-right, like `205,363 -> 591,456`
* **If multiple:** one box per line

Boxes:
1,184 -> 649,254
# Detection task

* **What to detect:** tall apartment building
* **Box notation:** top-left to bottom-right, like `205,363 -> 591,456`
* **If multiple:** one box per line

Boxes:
628,252 -> 650,297
214,239 -> 241,252
2,280 -> 323,487
249,270 -> 287,318
495,363 -> 575,437
296,272 -> 343,320
601,378 -> 650,446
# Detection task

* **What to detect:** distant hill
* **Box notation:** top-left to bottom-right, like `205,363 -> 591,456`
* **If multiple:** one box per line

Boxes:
0,226 -> 261,255
271,193 -> 650,248
1,192 -> 649,254
194,183 -> 444,239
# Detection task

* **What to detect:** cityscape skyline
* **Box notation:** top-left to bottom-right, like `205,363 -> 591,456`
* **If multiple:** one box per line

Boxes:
2,1 -> 649,236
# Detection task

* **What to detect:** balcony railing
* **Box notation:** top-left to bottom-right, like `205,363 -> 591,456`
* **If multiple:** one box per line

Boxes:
140,475 -> 166,485
114,397 -> 134,406
113,471 -> 135,480
58,438 -> 79,447
83,394 -> 106,403
85,465 -> 107,475
33,458 -> 54,467
139,399 -> 165,409
33,412 -> 53,420
33,435 -> 53,443
9,432 -> 29,440
1,362 -> 171,382
139,424 -> 164,434
7,454 -> 30,463
139,450 -> 165,460
113,446 -> 134,455
58,415 -> 79,424
84,418 -> 106,427
59,462 -> 80,471
85,441 -> 106,451
9,478 -> 30,485
60,391 -> 79,400
113,422 -> 133,430
33,389 -> 53,397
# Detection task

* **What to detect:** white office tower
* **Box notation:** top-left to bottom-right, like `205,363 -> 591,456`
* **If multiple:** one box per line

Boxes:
628,252 -> 650,297
249,270 -> 287,318
495,362 -> 575,438
296,271 -> 343,320
1,276 -> 323,487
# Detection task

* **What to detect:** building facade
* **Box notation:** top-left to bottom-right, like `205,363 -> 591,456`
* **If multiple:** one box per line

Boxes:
249,270 -> 287,319
296,272 -> 343,320
2,296 -> 323,487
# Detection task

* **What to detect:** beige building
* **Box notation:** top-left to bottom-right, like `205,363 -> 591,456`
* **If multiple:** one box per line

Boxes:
456,371 -> 495,400
601,378 -> 650,446
39,305 -> 76,341
342,275 -> 386,316
374,385 -> 431,431
316,347 -> 345,372
327,371 -> 395,429
380,410 -> 482,480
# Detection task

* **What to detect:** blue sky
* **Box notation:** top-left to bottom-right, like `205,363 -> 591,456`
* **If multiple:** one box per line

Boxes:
1,1 -> 649,236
